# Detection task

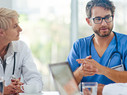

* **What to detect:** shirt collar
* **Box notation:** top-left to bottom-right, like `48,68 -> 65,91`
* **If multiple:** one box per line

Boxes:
7,41 -> 20,55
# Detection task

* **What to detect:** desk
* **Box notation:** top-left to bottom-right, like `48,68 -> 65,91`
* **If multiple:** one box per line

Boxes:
19,91 -> 60,95
42,91 -> 59,95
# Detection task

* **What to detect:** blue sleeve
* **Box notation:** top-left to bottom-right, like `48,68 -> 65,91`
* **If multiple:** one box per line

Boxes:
124,50 -> 127,70
121,34 -> 127,71
67,40 -> 80,72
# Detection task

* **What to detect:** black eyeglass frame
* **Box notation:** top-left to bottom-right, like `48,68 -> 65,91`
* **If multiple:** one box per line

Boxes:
90,15 -> 114,24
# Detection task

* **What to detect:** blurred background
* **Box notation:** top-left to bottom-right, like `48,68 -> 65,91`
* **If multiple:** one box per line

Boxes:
0,0 -> 127,91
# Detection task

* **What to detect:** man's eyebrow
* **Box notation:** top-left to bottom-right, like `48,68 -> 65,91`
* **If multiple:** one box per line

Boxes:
94,14 -> 111,18
105,14 -> 112,17
93,16 -> 102,18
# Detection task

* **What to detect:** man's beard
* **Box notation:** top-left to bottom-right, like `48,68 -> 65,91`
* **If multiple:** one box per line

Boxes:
93,26 -> 113,37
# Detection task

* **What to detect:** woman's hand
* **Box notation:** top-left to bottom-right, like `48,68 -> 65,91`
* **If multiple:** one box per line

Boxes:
4,78 -> 24,94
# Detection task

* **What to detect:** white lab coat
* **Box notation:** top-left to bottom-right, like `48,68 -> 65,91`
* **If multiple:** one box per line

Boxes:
0,40 -> 43,91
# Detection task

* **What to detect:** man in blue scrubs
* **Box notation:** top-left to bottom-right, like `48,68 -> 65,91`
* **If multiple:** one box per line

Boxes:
67,0 -> 127,90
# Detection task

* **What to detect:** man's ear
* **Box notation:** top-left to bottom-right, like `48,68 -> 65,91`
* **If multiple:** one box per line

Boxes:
112,14 -> 114,20
86,18 -> 92,26
0,29 -> 4,36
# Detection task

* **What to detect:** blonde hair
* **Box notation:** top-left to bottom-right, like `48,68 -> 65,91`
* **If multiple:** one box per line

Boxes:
0,8 -> 19,30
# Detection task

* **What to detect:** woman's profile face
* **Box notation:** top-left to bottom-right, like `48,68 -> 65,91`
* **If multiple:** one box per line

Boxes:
4,18 -> 22,42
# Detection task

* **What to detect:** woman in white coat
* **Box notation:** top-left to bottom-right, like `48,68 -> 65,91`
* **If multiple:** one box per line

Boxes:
0,8 -> 42,94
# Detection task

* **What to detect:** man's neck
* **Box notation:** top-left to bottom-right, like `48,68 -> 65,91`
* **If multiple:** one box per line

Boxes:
92,32 -> 114,57
93,32 -> 114,47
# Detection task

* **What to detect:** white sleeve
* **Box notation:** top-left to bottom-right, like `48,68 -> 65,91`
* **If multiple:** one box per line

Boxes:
102,83 -> 127,95
21,42 -> 43,92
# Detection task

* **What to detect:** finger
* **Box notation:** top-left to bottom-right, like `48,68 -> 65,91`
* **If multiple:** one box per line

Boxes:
12,79 -> 22,86
82,63 -> 98,71
86,56 -> 92,59
11,79 -> 18,83
76,56 -> 92,63
82,67 -> 98,73
18,77 -> 21,81
9,88 -> 16,94
82,63 -> 92,69
11,79 -> 16,82
84,58 -> 92,63
84,67 -> 98,72
83,71 -> 96,76
18,82 -> 24,85
16,78 -> 21,82
77,58 -> 92,64
12,78 -> 20,82
83,59 -> 97,67
10,90 -> 15,94
17,85 -> 23,93
11,81 -> 17,85
15,79 -> 20,84
76,59 -> 85,63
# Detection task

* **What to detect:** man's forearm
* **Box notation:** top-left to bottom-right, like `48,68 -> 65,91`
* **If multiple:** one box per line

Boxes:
99,65 -> 127,83
73,67 -> 84,85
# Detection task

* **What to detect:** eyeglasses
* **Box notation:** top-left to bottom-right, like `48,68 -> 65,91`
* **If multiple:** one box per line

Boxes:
91,15 -> 113,24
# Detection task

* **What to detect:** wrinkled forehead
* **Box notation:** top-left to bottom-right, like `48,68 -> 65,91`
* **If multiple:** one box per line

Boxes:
11,18 -> 18,24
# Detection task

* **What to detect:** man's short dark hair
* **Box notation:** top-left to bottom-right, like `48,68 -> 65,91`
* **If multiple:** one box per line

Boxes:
86,0 -> 115,18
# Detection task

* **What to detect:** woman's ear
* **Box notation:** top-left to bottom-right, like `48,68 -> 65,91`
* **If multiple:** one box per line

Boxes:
86,18 -> 92,26
0,29 -> 4,36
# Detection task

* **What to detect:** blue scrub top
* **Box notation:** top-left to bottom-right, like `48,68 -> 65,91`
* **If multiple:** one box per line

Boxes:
67,32 -> 127,85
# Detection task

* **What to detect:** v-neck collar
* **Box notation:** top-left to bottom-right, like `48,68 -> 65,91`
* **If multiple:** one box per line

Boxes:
91,35 -> 116,65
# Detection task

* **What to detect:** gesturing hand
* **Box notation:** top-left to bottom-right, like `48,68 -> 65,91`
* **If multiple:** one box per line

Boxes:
76,56 -> 98,77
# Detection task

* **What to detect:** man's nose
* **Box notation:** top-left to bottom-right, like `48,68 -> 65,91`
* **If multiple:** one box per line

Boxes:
101,19 -> 107,26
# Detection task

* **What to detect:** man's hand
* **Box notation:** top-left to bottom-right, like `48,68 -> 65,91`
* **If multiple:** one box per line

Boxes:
76,56 -> 98,77
74,56 -> 98,84
81,57 -> 105,75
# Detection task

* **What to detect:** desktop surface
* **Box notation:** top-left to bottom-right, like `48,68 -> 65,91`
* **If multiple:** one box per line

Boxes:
19,91 -> 59,95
